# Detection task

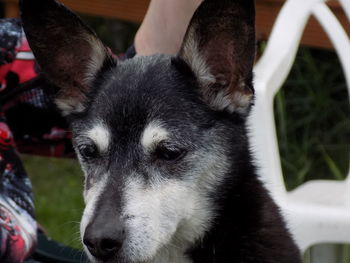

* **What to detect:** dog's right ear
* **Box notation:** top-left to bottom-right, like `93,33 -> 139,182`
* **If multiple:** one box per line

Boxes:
178,0 -> 256,115
20,0 -> 115,116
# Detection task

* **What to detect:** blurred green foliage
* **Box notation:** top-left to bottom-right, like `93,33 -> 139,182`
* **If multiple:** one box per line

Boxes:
274,48 -> 349,190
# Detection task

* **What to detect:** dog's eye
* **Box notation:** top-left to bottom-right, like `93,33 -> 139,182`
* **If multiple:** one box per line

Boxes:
155,143 -> 186,161
78,144 -> 98,160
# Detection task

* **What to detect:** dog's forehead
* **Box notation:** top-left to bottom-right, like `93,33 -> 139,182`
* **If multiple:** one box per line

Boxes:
94,55 -> 179,113
89,56 -> 209,127
106,54 -> 175,93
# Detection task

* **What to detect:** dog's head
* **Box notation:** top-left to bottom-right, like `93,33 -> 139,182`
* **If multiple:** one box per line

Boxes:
21,0 -> 255,262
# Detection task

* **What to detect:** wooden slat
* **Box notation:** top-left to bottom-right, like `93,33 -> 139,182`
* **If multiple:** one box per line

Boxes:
2,0 -> 19,17
60,0 -> 149,22
0,0 -> 150,21
260,0 -> 341,8
1,0 -> 349,50
256,0 -> 350,49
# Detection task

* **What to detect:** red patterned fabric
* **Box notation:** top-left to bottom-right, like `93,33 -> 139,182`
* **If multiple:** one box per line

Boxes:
3,38 -> 37,86
0,18 -> 73,158
0,18 -> 38,262
0,115 -> 37,263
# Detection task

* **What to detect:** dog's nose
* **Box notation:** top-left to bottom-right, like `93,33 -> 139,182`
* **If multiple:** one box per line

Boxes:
83,222 -> 124,260
83,236 -> 122,259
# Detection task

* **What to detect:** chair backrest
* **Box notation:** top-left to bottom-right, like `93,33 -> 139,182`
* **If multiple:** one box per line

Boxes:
249,0 -> 350,201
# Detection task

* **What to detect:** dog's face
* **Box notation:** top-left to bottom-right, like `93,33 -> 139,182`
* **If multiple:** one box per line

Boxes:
20,0 -> 255,262
74,56 -> 237,262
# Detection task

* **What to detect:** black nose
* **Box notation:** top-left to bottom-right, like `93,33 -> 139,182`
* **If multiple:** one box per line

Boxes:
83,222 -> 124,260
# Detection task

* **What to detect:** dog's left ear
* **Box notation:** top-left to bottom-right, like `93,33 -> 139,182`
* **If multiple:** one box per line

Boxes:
20,0 -> 114,116
178,0 -> 256,114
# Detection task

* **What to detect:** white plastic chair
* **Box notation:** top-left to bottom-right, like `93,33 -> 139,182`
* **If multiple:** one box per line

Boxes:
249,0 -> 350,258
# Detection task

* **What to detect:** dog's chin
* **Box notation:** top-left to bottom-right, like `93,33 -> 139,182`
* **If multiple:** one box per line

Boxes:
85,253 -> 125,263
84,246 -> 154,263
87,257 -> 149,263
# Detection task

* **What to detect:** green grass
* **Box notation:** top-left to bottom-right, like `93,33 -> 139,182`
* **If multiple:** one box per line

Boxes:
22,155 -> 84,249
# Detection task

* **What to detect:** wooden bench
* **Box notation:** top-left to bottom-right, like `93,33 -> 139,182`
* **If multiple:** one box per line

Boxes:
1,0 -> 349,49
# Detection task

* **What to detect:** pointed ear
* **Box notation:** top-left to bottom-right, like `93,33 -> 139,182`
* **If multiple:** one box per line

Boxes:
20,0 -> 115,116
178,0 -> 256,114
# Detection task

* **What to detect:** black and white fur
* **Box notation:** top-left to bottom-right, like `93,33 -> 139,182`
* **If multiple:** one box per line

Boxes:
20,0 -> 302,262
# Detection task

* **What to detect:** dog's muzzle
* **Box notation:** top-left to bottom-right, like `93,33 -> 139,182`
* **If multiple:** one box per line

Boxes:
83,211 -> 125,260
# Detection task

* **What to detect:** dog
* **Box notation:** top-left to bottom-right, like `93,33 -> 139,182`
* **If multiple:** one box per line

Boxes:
20,0 -> 302,262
